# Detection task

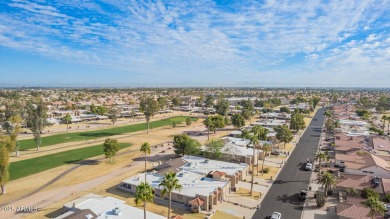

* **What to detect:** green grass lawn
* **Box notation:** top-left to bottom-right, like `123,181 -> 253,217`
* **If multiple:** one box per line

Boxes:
19,116 -> 196,150
9,143 -> 132,181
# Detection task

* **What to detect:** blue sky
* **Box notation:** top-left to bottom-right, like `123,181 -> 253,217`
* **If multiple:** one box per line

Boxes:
0,0 -> 389,87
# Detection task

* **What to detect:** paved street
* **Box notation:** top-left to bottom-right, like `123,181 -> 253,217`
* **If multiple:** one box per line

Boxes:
252,108 -> 326,219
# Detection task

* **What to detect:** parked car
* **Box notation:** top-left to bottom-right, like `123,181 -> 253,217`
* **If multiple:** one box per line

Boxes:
299,190 -> 308,200
271,151 -> 280,156
271,212 -> 282,219
305,163 -> 313,171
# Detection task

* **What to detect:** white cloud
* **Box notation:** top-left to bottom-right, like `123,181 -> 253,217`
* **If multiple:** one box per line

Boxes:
0,0 -> 389,86
366,34 -> 377,42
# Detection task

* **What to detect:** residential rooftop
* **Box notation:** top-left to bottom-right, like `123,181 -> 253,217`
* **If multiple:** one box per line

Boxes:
57,193 -> 166,219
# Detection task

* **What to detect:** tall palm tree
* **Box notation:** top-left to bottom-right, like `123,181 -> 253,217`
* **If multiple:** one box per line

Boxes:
135,182 -> 155,219
381,115 -> 387,133
387,116 -> 390,135
140,142 -> 151,182
318,171 -> 336,195
363,196 -> 386,219
159,172 -> 183,219
251,125 -> 269,175
248,136 -> 259,196
64,114 -> 72,133
261,143 -> 271,175
315,152 -> 327,179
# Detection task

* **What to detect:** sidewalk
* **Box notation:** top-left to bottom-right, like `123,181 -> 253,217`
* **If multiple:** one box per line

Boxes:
301,133 -> 338,219
301,173 -> 338,219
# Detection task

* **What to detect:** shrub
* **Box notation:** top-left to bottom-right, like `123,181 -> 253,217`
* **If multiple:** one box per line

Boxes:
383,194 -> 390,203
316,192 -> 326,208
262,168 -> 270,174
361,188 -> 380,199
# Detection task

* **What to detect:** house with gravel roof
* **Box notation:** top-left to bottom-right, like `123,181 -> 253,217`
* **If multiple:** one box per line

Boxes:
118,156 -> 248,212
54,193 -> 166,219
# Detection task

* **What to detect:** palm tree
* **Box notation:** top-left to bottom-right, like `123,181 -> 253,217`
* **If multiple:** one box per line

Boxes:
381,115 -> 387,133
64,114 -> 72,132
140,142 -> 151,182
248,136 -> 259,196
135,182 -> 155,219
315,152 -> 327,179
318,172 -> 336,195
261,143 -> 271,175
251,125 -> 269,175
363,196 -> 386,219
159,172 -> 183,219
387,116 -> 390,135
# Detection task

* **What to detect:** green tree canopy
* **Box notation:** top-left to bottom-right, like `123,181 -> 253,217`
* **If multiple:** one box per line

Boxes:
231,114 -> 245,130
171,97 -> 181,107
215,98 -> 230,116
139,97 -> 160,134
108,107 -> 120,124
204,139 -> 225,159
0,146 -> 10,194
274,125 -> 293,148
157,96 -> 168,110
103,138 -> 120,163
26,100 -> 48,150
363,196 -> 386,219
173,134 -> 201,156
205,95 -> 215,108
290,110 -> 306,132
185,117 -> 192,126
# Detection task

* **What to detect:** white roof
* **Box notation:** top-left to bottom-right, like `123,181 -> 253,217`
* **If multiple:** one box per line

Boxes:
124,172 -> 229,198
123,156 -> 247,198
181,155 -> 248,175
60,194 -> 165,219
338,119 -> 368,126
222,137 -> 272,147
220,137 -> 272,157
251,119 -> 287,127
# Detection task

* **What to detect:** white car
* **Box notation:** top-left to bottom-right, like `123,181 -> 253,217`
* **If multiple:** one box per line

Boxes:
305,163 -> 313,171
271,212 -> 282,219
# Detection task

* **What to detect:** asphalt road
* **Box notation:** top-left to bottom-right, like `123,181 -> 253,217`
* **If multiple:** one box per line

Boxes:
252,108 -> 326,219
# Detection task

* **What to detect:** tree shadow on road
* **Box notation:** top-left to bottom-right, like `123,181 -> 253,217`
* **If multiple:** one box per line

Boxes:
275,193 -> 305,211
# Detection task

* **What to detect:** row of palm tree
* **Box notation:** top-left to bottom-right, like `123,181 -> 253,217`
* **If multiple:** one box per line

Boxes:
137,142 -> 182,219
248,125 -> 271,196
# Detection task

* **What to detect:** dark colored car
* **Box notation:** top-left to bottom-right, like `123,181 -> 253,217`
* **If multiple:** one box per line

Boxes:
299,190 -> 308,200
